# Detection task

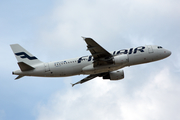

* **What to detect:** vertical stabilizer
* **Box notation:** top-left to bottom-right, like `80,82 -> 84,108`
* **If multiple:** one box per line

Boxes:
10,44 -> 42,67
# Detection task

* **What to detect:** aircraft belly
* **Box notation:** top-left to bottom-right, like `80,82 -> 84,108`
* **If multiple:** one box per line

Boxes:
82,64 -> 125,74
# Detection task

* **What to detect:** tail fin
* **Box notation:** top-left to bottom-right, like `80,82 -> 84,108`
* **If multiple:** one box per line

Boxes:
10,44 -> 43,68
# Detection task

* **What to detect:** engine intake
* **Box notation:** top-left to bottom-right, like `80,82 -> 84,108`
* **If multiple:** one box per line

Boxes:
103,70 -> 124,80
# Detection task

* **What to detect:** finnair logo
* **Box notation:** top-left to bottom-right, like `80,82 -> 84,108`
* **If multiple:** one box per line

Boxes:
15,52 -> 37,60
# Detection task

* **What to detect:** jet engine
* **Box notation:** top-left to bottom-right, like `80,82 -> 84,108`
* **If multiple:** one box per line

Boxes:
113,54 -> 128,64
103,70 -> 124,80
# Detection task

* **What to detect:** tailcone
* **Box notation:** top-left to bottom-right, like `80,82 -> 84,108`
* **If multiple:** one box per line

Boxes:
12,70 -> 23,75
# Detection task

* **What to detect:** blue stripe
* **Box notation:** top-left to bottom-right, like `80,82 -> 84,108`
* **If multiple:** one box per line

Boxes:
15,52 -> 37,60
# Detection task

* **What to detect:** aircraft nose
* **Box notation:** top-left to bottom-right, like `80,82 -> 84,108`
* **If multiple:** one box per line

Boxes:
166,50 -> 171,57
164,49 -> 171,58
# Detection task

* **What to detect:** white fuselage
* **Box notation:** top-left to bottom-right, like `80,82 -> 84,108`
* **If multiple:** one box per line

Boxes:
13,45 -> 171,78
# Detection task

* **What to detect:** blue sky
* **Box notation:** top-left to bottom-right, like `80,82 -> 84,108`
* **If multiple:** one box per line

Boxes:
0,0 -> 180,120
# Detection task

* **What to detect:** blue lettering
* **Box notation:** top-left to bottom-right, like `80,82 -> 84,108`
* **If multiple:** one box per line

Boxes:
134,46 -> 145,54
78,57 -> 83,63
138,46 -> 145,52
129,48 -> 133,54
88,56 -> 92,61
116,49 -> 128,55
133,48 -> 138,54
113,51 -> 116,55
77,46 -> 145,63
116,51 -> 120,55
78,56 -> 88,63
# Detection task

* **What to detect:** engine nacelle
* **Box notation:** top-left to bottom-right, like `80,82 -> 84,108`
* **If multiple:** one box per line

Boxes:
113,54 -> 128,64
103,70 -> 124,80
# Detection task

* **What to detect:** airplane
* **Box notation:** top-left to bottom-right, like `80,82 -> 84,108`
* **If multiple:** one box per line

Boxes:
10,37 -> 171,87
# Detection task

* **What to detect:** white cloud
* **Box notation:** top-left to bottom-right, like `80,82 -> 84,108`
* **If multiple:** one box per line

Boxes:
36,67 -> 180,120
34,0 -> 180,120
36,0 -> 180,56
1,0 -> 179,120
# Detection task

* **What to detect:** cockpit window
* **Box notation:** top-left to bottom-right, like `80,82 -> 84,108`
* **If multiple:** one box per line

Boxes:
158,46 -> 163,49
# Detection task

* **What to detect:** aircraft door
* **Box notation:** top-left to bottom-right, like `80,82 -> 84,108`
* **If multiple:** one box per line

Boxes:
147,45 -> 153,53
44,63 -> 50,72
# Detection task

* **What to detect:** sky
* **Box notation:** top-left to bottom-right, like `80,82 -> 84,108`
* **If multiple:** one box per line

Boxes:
0,0 -> 180,120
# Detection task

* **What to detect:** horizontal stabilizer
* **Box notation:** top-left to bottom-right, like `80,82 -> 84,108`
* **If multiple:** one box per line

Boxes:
18,62 -> 35,71
15,75 -> 24,80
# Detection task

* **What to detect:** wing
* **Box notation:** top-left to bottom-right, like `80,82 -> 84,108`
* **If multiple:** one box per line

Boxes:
82,37 -> 113,67
71,72 -> 109,87
71,74 -> 98,87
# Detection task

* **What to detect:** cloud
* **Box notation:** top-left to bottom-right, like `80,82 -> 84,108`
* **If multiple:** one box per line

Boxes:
36,66 -> 180,120
33,0 -> 180,120
36,0 -> 180,55
1,0 -> 179,120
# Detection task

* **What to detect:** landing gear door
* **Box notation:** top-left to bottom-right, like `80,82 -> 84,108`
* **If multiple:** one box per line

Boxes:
147,45 -> 153,53
44,63 -> 50,72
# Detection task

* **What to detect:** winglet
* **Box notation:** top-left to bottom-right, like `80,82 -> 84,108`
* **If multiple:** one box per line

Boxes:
71,83 -> 75,87
81,36 -> 85,39
81,36 -> 86,41
71,82 -> 80,87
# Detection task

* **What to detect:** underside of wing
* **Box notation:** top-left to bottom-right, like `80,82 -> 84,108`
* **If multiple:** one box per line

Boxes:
71,72 -> 109,87
71,74 -> 98,87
